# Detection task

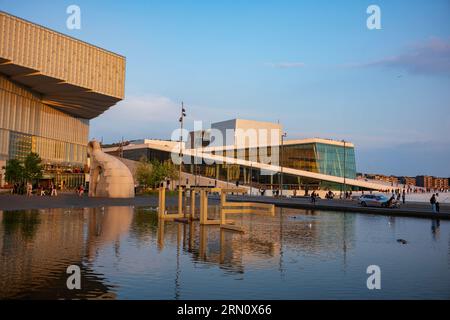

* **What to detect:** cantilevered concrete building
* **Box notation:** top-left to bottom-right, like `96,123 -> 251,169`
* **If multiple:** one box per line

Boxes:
0,11 -> 125,187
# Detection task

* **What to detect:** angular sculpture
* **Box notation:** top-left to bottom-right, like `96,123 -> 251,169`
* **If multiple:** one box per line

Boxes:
88,140 -> 135,198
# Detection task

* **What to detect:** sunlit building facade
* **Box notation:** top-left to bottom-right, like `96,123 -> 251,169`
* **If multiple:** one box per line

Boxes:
192,138 -> 356,190
103,120 -> 367,191
0,11 -> 125,187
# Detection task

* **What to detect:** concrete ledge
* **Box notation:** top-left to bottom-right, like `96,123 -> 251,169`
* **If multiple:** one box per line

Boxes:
223,195 -> 450,220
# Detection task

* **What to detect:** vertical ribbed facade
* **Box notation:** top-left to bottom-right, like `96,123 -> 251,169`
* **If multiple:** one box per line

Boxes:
0,11 -> 125,187
0,75 -> 88,164
0,12 -> 125,99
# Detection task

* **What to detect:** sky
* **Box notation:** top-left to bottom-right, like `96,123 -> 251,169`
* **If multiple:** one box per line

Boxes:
1,0 -> 449,177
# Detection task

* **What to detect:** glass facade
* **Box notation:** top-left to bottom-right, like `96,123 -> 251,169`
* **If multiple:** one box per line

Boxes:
283,143 -> 356,179
0,76 -> 89,188
5,129 -> 87,165
8,131 -> 33,162
112,140 -> 357,191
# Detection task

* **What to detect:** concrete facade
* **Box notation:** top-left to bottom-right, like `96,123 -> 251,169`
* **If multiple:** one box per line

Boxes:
210,119 -> 282,148
0,11 -> 125,188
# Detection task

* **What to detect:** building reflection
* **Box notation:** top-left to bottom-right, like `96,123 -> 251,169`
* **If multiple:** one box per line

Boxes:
85,206 -> 134,260
151,206 -> 356,275
0,207 -> 133,299
0,205 -> 356,299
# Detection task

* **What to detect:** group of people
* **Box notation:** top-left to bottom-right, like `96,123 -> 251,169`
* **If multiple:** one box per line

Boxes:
35,183 -> 58,197
391,189 -> 406,204
325,190 -> 335,199
343,191 -> 353,199
19,182 -> 58,197
11,181 -> 85,197
11,182 -> 31,195
430,193 -> 441,213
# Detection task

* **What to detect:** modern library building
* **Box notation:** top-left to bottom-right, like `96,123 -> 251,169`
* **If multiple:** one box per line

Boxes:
0,11 -> 125,187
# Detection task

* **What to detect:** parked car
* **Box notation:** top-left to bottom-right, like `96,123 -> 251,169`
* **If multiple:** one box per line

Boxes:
358,194 -> 399,208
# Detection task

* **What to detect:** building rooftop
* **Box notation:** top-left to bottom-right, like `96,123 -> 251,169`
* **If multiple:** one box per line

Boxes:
0,11 -> 125,119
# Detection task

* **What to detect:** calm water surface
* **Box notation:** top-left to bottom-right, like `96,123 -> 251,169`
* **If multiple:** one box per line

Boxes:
0,206 -> 449,299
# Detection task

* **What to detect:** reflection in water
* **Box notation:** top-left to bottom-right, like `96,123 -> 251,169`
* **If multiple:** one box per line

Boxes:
85,207 -> 134,261
432,219 -> 441,240
0,209 -> 108,299
0,206 -> 449,299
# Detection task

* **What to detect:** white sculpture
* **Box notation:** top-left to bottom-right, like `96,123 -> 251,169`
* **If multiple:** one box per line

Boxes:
88,140 -> 135,198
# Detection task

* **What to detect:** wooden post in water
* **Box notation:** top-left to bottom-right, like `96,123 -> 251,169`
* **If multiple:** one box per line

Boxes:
158,186 -> 166,218
157,219 -> 165,250
199,225 -> 207,259
199,190 -> 208,224
158,187 -> 161,215
220,192 -> 227,225
190,189 -> 196,220
178,187 -> 183,216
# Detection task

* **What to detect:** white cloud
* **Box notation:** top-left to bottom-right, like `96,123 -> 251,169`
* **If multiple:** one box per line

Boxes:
90,95 -> 181,142
89,94 -> 252,143
344,37 -> 450,76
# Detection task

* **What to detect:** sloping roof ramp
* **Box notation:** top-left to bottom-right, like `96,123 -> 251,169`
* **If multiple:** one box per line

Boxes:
0,11 -> 125,119
103,141 -> 385,191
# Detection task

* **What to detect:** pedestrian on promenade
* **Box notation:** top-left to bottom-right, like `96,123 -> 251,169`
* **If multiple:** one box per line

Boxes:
78,184 -> 84,197
402,189 -> 406,204
50,183 -> 57,196
39,185 -> 46,196
26,182 -> 32,196
311,191 -> 316,204
387,194 -> 395,207
435,194 -> 440,213
430,194 -> 437,213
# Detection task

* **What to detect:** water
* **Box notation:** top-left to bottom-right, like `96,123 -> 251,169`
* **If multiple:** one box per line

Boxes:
0,206 -> 449,299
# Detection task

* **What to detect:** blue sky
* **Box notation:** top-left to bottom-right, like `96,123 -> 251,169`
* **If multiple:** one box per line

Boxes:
1,0 -> 449,176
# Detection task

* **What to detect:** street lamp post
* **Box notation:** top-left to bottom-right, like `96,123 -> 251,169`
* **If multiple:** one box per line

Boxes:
178,102 -> 186,190
342,139 -> 347,197
249,161 -> 253,195
279,132 -> 287,197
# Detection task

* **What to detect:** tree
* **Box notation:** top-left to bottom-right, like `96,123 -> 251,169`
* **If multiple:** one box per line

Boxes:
23,152 -> 43,183
3,159 -> 24,184
135,158 -> 179,189
149,160 -> 165,188
161,160 -> 178,182
135,157 -> 153,188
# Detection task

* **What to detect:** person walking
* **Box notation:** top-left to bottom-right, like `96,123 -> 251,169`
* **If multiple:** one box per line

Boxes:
26,182 -> 32,196
430,194 -> 437,213
40,185 -> 46,196
435,193 -> 440,213
402,189 -> 406,204
311,191 -> 316,204
50,182 -> 57,197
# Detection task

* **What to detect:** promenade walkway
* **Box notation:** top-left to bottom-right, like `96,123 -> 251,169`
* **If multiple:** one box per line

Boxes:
223,195 -> 450,220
